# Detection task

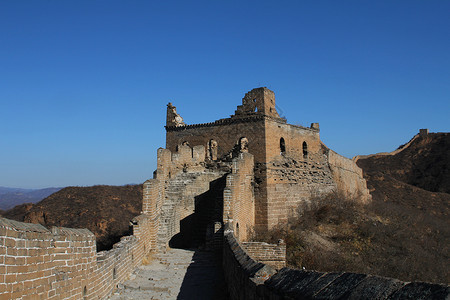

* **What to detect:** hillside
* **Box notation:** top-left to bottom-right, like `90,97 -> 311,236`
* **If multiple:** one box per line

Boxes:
253,132 -> 450,284
0,187 -> 62,210
1,185 -> 142,251
356,132 -> 450,193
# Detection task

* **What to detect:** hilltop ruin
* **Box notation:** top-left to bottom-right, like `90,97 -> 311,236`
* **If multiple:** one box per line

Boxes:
1,88 -> 448,299
145,87 -> 371,251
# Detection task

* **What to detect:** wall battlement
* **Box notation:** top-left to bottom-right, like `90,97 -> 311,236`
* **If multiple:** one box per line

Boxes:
0,213 -> 153,299
1,89 -> 445,299
165,87 -> 370,231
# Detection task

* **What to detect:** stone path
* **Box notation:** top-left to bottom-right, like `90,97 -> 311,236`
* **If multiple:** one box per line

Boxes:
109,248 -> 229,300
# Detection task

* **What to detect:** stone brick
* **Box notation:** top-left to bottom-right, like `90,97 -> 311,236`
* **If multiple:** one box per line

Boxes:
165,88 -> 370,232
0,88 -> 444,300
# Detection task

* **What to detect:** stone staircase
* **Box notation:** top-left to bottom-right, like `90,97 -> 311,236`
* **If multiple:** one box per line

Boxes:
157,171 -> 226,252
157,172 -> 199,252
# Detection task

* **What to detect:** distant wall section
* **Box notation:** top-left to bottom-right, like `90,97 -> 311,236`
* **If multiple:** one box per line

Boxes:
326,147 -> 371,202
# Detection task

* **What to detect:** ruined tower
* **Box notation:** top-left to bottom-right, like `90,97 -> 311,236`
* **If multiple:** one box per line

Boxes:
164,87 -> 370,232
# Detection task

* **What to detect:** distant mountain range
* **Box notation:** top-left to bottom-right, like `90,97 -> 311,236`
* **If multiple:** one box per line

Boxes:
0,187 -> 62,210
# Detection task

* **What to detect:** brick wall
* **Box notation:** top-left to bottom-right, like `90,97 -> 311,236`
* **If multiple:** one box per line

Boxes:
326,148 -> 372,203
241,241 -> 286,270
223,152 -> 255,241
144,146 -> 227,251
263,119 -> 336,228
263,117 -> 320,164
164,87 -> 372,232
0,213 -> 154,300
222,223 -> 277,299
156,171 -> 225,251
166,118 -> 268,164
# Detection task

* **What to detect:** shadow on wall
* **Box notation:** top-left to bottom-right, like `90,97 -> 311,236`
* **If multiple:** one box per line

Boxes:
169,176 -> 226,249
169,214 -> 195,249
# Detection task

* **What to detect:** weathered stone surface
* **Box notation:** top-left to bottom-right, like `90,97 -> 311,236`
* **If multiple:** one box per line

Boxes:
387,282 -> 450,300
165,87 -> 371,231
1,88 -> 447,300
345,276 -> 405,300
109,248 -> 227,300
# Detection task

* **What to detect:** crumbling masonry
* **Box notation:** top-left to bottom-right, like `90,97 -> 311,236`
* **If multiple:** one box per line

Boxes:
3,88 -> 445,300
150,87 -> 371,250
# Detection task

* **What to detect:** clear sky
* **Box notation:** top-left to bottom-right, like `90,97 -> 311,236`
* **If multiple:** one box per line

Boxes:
1,1 -> 449,189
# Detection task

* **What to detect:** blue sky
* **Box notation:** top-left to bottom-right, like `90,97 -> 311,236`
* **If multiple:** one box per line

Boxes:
1,1 -> 449,189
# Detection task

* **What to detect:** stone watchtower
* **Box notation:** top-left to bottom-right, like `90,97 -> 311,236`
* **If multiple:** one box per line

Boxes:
164,87 -> 370,232
233,87 -> 281,119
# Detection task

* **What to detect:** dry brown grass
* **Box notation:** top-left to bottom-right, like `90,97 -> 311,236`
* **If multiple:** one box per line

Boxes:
250,190 -> 449,284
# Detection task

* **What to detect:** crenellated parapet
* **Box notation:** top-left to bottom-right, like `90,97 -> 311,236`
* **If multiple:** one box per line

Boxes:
164,87 -> 370,232
0,213 -> 154,299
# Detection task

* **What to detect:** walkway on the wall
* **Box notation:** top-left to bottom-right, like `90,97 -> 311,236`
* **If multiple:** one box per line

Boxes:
109,248 -> 229,300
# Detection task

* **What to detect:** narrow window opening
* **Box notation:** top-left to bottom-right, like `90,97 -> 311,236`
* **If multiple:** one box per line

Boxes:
83,286 -> 87,299
113,267 -> 117,280
280,138 -> 286,155
236,223 -> 240,239
303,141 -> 308,159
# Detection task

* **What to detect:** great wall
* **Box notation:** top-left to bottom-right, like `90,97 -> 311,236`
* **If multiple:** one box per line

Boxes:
1,88 -> 448,299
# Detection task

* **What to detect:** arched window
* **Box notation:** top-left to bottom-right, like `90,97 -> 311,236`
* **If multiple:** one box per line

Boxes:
280,138 -> 286,155
303,141 -> 308,159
